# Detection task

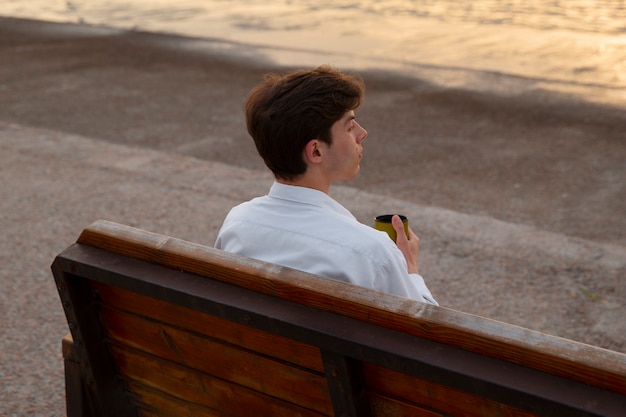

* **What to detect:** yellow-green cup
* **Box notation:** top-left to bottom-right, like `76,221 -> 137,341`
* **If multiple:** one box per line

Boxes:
374,214 -> 409,242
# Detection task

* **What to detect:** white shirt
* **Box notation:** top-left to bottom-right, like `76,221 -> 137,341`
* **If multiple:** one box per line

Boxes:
215,182 -> 437,305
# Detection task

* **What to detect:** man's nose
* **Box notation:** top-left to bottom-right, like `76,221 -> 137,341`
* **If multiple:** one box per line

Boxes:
357,123 -> 367,142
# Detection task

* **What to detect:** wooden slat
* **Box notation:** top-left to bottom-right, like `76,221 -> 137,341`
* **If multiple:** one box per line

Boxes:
77,220 -> 626,395
363,363 -> 537,417
369,395 -> 444,417
62,334 -> 92,417
137,406 -> 213,417
111,346 -> 328,417
92,281 -> 324,372
98,304 -> 332,415
129,381 -> 220,417
134,397 -> 220,417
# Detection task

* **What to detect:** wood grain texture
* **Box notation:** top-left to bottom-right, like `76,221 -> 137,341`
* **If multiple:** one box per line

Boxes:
97,305 -> 332,414
111,346 -> 328,417
92,282 -> 324,372
363,364 -> 537,417
77,220 -> 626,395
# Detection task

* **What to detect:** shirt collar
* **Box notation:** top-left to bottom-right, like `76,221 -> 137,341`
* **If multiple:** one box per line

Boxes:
268,182 -> 356,220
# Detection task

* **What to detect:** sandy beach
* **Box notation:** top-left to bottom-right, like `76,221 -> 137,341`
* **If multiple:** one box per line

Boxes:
1,16 -> 625,416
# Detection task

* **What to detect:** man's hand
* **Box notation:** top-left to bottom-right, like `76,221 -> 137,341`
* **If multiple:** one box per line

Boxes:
392,214 -> 420,274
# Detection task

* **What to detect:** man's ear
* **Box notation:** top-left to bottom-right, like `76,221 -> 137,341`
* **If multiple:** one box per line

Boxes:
303,139 -> 323,164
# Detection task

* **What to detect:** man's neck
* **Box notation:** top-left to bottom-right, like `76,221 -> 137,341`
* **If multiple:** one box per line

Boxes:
276,176 -> 330,194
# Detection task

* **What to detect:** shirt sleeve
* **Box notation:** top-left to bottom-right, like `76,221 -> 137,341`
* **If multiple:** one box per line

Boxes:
408,273 -> 438,306
372,239 -> 439,306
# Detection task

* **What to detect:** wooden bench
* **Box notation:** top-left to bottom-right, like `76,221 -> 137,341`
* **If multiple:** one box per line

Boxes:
53,220 -> 626,417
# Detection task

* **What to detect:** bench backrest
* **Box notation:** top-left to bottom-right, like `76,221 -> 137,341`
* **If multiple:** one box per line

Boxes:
53,220 -> 626,417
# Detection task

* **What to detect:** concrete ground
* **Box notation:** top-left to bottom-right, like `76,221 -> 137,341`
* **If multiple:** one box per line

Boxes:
1,17 -> 624,416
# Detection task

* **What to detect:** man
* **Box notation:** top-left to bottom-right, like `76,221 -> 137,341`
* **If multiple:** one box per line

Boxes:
215,65 -> 437,305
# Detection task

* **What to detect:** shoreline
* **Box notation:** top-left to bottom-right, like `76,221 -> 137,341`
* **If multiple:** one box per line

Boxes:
3,15 -> 626,109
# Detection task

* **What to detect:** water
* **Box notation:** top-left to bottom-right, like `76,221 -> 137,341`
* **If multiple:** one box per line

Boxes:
2,0 -> 626,107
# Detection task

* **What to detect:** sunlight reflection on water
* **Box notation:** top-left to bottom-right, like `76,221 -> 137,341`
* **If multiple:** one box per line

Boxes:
2,0 -> 625,106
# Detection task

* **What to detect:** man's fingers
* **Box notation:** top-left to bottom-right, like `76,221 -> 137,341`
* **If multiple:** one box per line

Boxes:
392,215 -> 407,241
391,214 -> 420,274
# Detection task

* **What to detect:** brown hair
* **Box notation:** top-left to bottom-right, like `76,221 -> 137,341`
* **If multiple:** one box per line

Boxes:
245,65 -> 365,180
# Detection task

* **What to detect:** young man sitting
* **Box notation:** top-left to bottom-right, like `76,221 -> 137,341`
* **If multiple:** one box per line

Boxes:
215,65 -> 437,305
